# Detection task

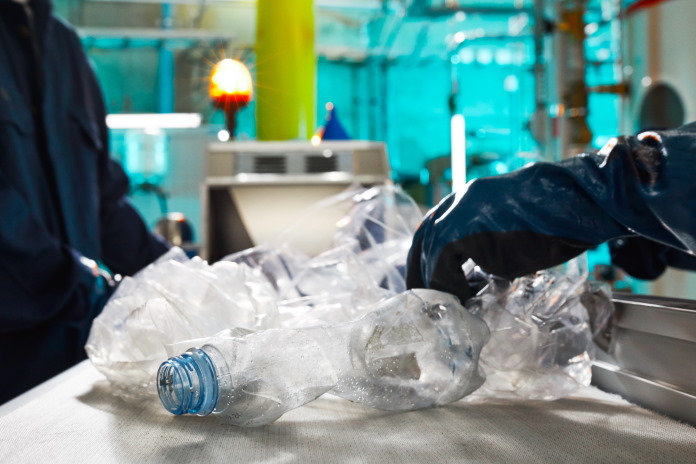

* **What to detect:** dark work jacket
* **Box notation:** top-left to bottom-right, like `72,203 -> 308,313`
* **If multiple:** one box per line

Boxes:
0,0 -> 169,403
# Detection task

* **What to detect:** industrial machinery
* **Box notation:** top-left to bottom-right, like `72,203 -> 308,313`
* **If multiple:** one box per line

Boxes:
622,0 -> 694,132
201,140 -> 391,262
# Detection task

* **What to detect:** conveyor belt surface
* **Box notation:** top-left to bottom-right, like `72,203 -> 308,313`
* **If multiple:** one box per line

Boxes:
1,361 -> 694,463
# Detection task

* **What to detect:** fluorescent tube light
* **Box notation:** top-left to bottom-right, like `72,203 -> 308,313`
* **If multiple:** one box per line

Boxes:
106,113 -> 202,129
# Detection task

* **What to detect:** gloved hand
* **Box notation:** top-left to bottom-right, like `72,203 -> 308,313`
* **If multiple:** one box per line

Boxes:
406,122 -> 696,303
608,236 -> 696,280
70,252 -> 118,344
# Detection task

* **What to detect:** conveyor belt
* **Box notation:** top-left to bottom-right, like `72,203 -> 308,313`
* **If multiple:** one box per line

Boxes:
1,361 -> 695,463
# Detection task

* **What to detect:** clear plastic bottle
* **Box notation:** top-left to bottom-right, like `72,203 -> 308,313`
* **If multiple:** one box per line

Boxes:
157,289 -> 490,426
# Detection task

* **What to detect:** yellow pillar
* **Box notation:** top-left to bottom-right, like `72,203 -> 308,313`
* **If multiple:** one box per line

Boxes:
256,0 -> 316,140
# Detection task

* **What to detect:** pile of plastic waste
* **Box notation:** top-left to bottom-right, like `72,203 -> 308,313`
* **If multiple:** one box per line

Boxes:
85,184 -> 613,426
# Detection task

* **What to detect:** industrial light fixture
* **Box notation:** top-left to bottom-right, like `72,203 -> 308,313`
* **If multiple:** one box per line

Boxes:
450,114 -> 467,192
106,113 -> 202,130
209,58 -> 253,140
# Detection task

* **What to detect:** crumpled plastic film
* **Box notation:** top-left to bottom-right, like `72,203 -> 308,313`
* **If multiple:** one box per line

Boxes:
85,249 -> 278,400
464,256 -> 614,400
224,184 -> 424,327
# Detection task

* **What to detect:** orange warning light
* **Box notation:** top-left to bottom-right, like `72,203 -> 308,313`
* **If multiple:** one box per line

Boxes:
209,59 -> 253,139
209,59 -> 253,106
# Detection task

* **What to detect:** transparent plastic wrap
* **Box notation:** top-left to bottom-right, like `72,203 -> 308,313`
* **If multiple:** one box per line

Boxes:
157,289 -> 490,426
464,257 -> 614,400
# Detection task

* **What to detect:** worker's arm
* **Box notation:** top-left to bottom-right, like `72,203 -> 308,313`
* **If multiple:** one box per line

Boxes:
407,123 -> 696,302
80,42 -> 170,276
98,155 -> 170,276
0,172 -> 112,332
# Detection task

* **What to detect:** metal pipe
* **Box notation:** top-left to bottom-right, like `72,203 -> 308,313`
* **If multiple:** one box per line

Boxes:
157,3 -> 175,113
530,0 -> 550,159
556,0 -> 592,159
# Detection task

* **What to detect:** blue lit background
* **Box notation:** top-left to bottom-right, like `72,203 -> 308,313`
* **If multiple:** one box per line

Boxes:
53,0 -> 647,291
57,1 -> 629,189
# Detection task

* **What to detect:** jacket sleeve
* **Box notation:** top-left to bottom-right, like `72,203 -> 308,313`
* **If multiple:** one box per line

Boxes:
98,156 -> 171,276
406,123 -> 696,303
0,171 -> 111,332
82,45 -> 170,276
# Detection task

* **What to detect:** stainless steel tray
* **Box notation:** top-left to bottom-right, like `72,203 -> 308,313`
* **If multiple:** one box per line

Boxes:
592,293 -> 696,425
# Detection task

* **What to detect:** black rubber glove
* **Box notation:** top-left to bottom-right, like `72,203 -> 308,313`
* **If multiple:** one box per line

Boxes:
609,236 -> 696,280
407,122 -> 696,303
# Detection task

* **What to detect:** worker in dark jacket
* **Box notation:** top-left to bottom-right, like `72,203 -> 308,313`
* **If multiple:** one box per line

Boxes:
0,0 -> 170,404
407,123 -> 696,303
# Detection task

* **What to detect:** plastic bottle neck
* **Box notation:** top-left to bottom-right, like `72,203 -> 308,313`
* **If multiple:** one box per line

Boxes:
157,348 -> 219,416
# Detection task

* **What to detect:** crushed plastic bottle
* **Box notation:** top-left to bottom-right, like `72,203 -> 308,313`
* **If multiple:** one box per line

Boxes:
464,257 -> 612,400
85,248 -> 278,401
156,289 -> 490,426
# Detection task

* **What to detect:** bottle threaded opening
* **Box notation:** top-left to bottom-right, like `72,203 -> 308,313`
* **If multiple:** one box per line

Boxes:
157,348 -> 219,416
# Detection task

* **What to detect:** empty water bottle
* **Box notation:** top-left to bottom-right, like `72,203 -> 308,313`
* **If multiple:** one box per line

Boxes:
156,289 -> 490,426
